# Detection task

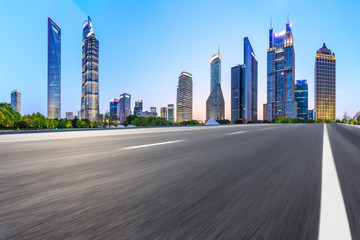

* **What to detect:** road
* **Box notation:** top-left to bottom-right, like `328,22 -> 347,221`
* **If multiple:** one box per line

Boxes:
0,124 -> 359,239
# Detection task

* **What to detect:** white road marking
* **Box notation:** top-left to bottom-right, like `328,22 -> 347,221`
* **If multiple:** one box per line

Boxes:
120,140 -> 185,150
319,124 -> 352,240
227,131 -> 248,135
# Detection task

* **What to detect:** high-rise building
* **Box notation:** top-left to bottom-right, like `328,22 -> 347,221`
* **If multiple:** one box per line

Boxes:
119,93 -> 131,123
65,112 -> 74,120
110,99 -> 119,120
315,43 -> 336,121
48,17 -> 61,119
167,104 -> 174,122
134,100 -> 143,116
295,80 -> 308,122
160,107 -> 167,119
81,16 -> 99,121
77,110 -> 81,119
206,51 -> 225,121
231,37 -> 258,123
264,22 -> 296,121
150,107 -> 157,117
176,72 -> 192,122
308,109 -> 315,120
11,90 -> 21,114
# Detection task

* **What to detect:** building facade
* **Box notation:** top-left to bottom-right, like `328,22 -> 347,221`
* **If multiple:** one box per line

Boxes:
264,22 -> 296,121
110,99 -> 119,121
167,104 -> 174,122
176,72 -> 192,123
66,112 -> 74,120
11,90 -> 21,114
119,93 -> 131,123
206,52 -> 225,121
315,43 -> 336,121
160,107 -> 167,119
134,100 -> 143,116
308,109 -> 315,120
231,65 -> 245,122
48,17 -> 61,119
295,80 -> 308,122
81,16 -> 99,121
150,107 -> 157,117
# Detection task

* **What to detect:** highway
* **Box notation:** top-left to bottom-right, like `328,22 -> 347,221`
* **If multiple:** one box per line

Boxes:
0,124 -> 358,239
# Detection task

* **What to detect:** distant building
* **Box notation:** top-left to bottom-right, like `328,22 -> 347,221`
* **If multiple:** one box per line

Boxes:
119,93 -> 131,123
11,90 -> 21,114
308,109 -> 315,120
150,107 -> 157,117
109,99 -> 119,120
231,37 -> 258,123
134,100 -> 143,116
160,107 -> 167,119
177,72 -> 192,123
77,110 -> 81,119
295,80 -> 308,122
48,17 -> 61,119
66,112 -> 74,120
137,111 -> 156,118
315,43 -> 336,121
167,104 -> 174,122
264,22 -> 296,121
81,16 -> 99,121
206,51 -> 225,121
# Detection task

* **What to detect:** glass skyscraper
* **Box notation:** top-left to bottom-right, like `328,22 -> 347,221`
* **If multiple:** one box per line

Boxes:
48,17 -> 61,119
11,90 -> 21,114
206,52 -> 225,121
264,22 -> 296,121
315,43 -> 336,121
176,72 -> 192,123
81,16 -> 99,121
231,37 -> 258,123
134,100 -> 143,116
160,107 -> 167,119
295,80 -> 308,122
150,107 -> 157,117
110,99 -> 119,121
167,104 -> 174,122
119,93 -> 131,123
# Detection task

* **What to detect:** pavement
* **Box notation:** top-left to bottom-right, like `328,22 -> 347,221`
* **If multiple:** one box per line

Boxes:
0,124 -> 358,239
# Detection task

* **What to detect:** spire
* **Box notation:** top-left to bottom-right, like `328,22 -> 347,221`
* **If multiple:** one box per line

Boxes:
270,17 -> 272,29
323,43 -> 327,48
218,43 -> 220,55
287,14 -> 289,24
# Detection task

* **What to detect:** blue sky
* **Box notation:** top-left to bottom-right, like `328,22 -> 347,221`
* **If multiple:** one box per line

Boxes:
0,0 -> 359,120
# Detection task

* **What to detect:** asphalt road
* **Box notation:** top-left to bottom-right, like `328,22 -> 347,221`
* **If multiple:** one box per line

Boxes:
0,124 -> 358,239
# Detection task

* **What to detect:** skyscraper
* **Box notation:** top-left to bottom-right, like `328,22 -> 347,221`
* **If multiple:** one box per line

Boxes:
109,99 -> 119,120
167,104 -> 174,122
315,43 -> 336,121
65,112 -> 74,120
119,93 -> 131,123
264,22 -> 296,121
11,90 -> 21,114
134,100 -> 143,116
160,107 -> 167,119
48,17 -> 61,119
206,51 -> 225,121
81,16 -> 99,121
231,37 -> 258,123
295,80 -> 308,122
150,107 -> 157,117
176,72 -> 192,123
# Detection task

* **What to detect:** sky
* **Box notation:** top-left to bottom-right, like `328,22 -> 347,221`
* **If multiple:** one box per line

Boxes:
0,0 -> 359,121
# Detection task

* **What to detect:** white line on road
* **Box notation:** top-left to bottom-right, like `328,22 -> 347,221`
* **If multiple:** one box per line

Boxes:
319,124 -> 352,240
120,140 -> 185,150
227,131 -> 248,135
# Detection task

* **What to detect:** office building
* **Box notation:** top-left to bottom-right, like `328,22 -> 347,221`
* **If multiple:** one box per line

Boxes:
295,80 -> 308,122
110,99 -> 119,120
308,109 -> 315,120
137,111 -> 156,118
315,43 -> 336,121
11,90 -> 21,114
119,93 -> 131,123
264,22 -> 296,121
168,104 -> 174,122
66,112 -> 74,120
160,107 -> 167,119
134,100 -> 143,116
206,51 -> 225,121
48,17 -> 61,119
150,107 -> 157,117
231,37 -> 258,122
77,110 -> 81,119
81,16 -> 99,121
176,72 -> 192,122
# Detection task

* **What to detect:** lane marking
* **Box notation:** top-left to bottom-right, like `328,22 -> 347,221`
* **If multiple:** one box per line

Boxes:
319,124 -> 352,240
120,140 -> 185,150
227,131 -> 248,135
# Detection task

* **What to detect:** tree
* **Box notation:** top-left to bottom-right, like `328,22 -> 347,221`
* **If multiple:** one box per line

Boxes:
357,116 -> 360,125
15,121 -> 28,130
124,115 -> 138,126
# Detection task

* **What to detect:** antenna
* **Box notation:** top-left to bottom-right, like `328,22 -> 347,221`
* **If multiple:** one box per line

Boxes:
270,17 -> 272,29
287,14 -> 289,24
218,43 -> 220,55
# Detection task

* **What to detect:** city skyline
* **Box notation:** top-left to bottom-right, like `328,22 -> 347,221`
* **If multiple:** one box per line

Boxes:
0,1 -> 359,121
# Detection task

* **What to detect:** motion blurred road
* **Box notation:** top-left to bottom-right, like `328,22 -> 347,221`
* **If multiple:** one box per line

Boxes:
0,124 -> 359,239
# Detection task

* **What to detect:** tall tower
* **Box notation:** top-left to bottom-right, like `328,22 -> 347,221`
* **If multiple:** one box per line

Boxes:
206,52 -> 225,121
81,16 -> 99,121
48,17 -> 61,119
134,100 -> 143,116
167,104 -> 174,122
315,43 -> 336,121
119,93 -> 131,123
295,80 -> 308,122
11,90 -> 21,114
176,72 -> 193,122
109,99 -> 119,121
263,22 -> 296,121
